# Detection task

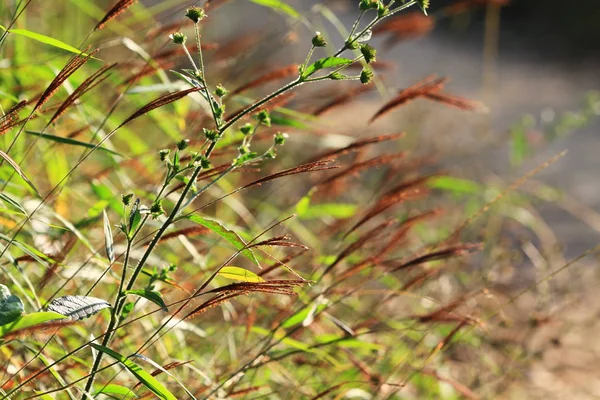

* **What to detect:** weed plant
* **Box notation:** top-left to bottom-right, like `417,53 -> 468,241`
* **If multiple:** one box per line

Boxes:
0,0 -> 593,399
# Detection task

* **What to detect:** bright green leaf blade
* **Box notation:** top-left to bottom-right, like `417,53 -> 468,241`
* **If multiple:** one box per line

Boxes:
0,25 -> 91,56
218,266 -> 264,283
90,344 -> 177,400
0,150 -> 40,197
94,383 -> 138,399
427,176 -> 482,195
25,131 -> 121,156
0,193 -> 28,216
188,215 -> 259,266
298,203 -> 357,220
303,56 -> 353,78
0,284 -> 24,326
249,0 -> 300,19
124,289 -> 168,312
0,311 -> 67,339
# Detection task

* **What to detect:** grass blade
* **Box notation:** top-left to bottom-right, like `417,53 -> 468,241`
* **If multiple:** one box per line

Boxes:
25,131 -> 121,156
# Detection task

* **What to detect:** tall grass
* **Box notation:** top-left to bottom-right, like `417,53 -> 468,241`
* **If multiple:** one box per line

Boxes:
0,0 -> 594,399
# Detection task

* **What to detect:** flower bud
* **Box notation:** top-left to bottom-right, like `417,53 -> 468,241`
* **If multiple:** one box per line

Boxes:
176,139 -> 189,150
311,32 -> 327,47
158,149 -> 170,161
257,110 -> 271,127
274,132 -> 288,145
240,123 -> 253,135
170,32 -> 187,45
360,68 -> 373,84
360,43 -> 377,64
359,0 -> 379,10
185,6 -> 206,23
215,84 -> 228,97
122,193 -> 133,206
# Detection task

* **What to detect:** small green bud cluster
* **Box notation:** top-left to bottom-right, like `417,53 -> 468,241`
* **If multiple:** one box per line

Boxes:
170,32 -> 186,45
185,6 -> 206,23
312,32 -> 327,47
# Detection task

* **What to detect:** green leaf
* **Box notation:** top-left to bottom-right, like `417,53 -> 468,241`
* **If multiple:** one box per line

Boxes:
269,115 -> 309,129
218,266 -> 264,283
249,0 -> 300,19
188,215 -> 259,266
25,131 -> 121,156
303,57 -> 353,78
124,289 -> 168,312
0,284 -> 24,326
0,311 -> 67,339
90,344 -> 177,400
281,303 -> 327,328
0,150 -> 40,197
94,384 -> 138,399
0,193 -> 27,216
0,25 -> 92,57
298,203 -> 357,220
427,176 -> 482,195
128,198 -> 142,236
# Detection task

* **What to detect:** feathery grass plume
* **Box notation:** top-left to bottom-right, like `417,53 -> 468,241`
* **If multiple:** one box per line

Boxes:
47,64 -> 116,126
120,60 -> 175,86
424,92 -> 485,111
344,176 -> 431,237
95,0 -> 138,30
409,295 -> 476,324
373,12 -> 435,48
132,360 -> 194,390
387,243 -> 481,272
239,160 -> 337,190
33,50 -> 98,113
0,100 -> 27,136
226,92 -> 296,121
369,75 -> 447,123
249,235 -> 309,250
312,83 -> 375,116
308,133 -> 405,163
375,209 -> 444,259
321,220 -> 396,278
230,64 -> 299,96
116,87 -> 202,129
317,153 -> 406,188
140,226 -> 210,247
213,32 -> 262,61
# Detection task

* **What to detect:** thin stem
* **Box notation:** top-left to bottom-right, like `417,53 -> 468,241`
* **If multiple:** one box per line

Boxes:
348,9 -> 366,38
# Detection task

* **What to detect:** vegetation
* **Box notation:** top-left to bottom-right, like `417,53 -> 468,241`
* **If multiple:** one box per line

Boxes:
0,0 -> 596,399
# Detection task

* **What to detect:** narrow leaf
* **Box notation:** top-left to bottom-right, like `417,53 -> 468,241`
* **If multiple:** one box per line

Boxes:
188,215 -> 259,266
0,150 -> 40,196
0,284 -> 24,326
128,198 -> 142,235
124,289 -> 168,312
249,0 -> 300,18
0,193 -> 27,215
298,203 -> 357,220
218,266 -> 265,283
0,25 -> 91,56
427,176 -> 481,195
0,311 -> 67,339
103,210 -> 115,264
94,384 -> 137,399
25,131 -> 121,156
90,344 -> 177,400
46,295 -> 111,320
303,57 -> 353,78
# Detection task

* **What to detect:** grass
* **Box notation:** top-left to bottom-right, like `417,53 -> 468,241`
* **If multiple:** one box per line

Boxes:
0,0 -> 597,399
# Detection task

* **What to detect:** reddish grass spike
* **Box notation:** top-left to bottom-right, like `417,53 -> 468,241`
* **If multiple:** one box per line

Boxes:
318,153 -> 406,187
33,50 -> 99,113
95,0 -> 138,30
121,60 -> 175,86
67,125 -> 90,138
145,21 -> 185,42
373,12 -> 435,49
424,92 -> 484,111
0,100 -> 28,136
47,63 -> 116,126
309,132 -> 405,163
258,251 -> 305,277
389,243 -> 481,272
369,76 -> 448,123
250,235 -> 309,250
118,87 -> 201,128
226,92 -> 296,121
312,83 -> 375,116
344,176 -> 431,237
230,64 -> 298,96
141,226 -> 210,247
1,319 -> 75,341
240,160 -> 338,190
